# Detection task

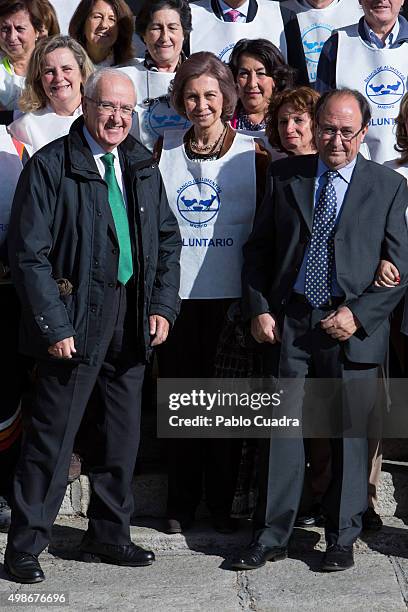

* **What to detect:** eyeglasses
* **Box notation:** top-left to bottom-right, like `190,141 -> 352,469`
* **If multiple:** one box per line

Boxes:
317,125 -> 365,142
84,96 -> 135,117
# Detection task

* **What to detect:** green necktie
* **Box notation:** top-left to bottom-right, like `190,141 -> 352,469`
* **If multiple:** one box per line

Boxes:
101,152 -> 133,285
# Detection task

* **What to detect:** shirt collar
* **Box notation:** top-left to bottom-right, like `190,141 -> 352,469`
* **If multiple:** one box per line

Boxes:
83,125 -> 119,160
218,0 -> 249,18
363,17 -> 400,48
317,156 -> 357,183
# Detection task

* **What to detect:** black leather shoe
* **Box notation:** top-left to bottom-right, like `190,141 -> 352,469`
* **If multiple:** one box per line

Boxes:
362,507 -> 383,531
295,504 -> 325,527
79,537 -> 155,566
230,542 -> 287,570
321,545 -> 354,571
4,548 -> 45,583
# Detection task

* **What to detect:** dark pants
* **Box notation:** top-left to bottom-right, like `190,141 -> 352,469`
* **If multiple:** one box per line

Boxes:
254,300 -> 378,548
8,284 -> 145,554
157,299 -> 241,521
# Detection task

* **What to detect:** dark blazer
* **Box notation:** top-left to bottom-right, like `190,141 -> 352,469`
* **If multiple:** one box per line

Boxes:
8,117 -> 181,365
242,153 -> 408,364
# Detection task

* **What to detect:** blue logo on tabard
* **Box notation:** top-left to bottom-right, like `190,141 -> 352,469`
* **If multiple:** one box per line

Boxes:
176,179 -> 221,226
302,24 -> 332,64
218,43 -> 235,62
365,67 -> 405,108
145,99 -> 189,137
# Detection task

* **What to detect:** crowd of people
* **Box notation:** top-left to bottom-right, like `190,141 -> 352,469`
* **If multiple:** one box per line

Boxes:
0,0 -> 408,585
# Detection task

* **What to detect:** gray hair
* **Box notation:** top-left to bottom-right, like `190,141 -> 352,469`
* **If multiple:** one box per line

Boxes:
83,67 -> 136,101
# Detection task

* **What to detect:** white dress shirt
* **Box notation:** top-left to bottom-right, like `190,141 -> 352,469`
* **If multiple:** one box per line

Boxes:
83,126 -> 127,206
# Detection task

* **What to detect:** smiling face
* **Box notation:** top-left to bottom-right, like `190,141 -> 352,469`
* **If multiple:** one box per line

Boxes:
315,94 -> 368,170
277,103 -> 315,155
144,8 -> 184,69
83,73 -> 135,151
236,53 -> 274,116
83,0 -> 118,59
183,74 -> 224,130
359,0 -> 404,32
41,48 -> 83,111
0,9 -> 38,62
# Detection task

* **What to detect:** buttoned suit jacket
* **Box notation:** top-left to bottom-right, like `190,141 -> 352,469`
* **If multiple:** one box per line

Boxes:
241,153 -> 408,364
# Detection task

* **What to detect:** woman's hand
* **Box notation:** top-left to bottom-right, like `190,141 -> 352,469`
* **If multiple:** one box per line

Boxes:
374,259 -> 400,287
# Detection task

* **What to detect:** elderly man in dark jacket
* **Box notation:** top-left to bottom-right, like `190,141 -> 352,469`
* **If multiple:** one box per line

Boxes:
4,68 -> 181,584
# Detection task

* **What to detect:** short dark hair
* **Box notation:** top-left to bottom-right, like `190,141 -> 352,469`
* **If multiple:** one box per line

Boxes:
69,0 -> 134,65
136,0 -> 192,40
0,0 -> 44,32
170,52 -> 237,122
314,88 -> 372,127
266,86 -> 320,151
229,38 -> 296,93
38,0 -> 60,37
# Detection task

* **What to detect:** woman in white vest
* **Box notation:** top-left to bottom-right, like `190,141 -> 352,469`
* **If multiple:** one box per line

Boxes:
0,127 -> 27,531
0,0 -> 44,111
8,36 -> 94,156
119,0 -> 192,152
281,0 -> 363,83
228,37 -> 295,153
316,3 -> 408,164
157,51 -> 269,534
68,0 -> 134,67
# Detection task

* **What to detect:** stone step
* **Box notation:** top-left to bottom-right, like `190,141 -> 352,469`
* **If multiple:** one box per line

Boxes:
59,460 -> 408,520
42,516 -> 408,559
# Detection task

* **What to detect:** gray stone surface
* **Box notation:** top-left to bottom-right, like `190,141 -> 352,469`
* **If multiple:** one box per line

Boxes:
244,555 -> 406,611
1,534 -> 407,611
59,461 -> 408,519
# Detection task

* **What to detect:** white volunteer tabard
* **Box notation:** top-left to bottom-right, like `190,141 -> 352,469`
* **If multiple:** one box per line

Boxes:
8,105 -> 82,156
282,0 -> 362,82
50,0 -> 81,34
336,24 -> 408,164
119,61 -> 190,151
189,0 -> 287,62
0,62 -> 25,111
0,126 -> 23,248
159,129 -> 257,299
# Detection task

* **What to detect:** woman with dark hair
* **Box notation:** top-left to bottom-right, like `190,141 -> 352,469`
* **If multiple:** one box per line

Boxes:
0,0 -> 44,110
156,51 -> 270,534
229,38 -> 295,141
9,35 -> 94,155
266,86 -> 319,156
119,0 -> 192,151
69,0 -> 134,66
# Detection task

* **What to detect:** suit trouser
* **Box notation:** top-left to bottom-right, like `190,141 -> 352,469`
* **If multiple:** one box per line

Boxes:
8,284 -> 145,554
254,300 -> 379,548
157,299 -> 241,520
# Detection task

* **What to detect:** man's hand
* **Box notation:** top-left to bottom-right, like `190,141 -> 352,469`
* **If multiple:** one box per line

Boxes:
321,306 -> 360,341
48,336 -> 76,359
251,313 -> 281,344
149,314 -> 170,347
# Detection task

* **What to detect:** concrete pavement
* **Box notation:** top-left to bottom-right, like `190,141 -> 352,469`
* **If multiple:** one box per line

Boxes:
1,517 -> 408,611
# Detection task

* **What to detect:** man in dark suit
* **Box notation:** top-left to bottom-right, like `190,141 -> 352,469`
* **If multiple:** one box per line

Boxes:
232,88 -> 408,572
4,68 -> 181,583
